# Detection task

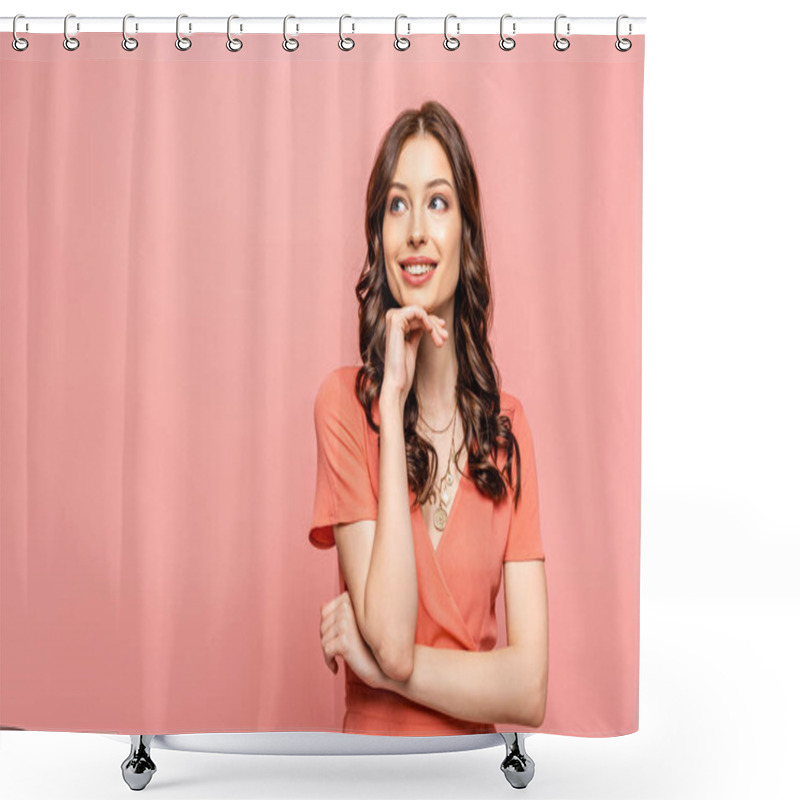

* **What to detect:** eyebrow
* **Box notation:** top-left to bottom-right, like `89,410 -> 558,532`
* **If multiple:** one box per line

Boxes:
389,179 -> 453,191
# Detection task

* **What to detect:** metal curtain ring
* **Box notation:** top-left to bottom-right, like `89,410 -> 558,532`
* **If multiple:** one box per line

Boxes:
615,14 -> 632,51
553,14 -> 570,51
176,14 -> 192,51
283,15 -> 299,51
227,15 -> 243,52
394,14 -> 410,50
499,14 -> 516,51
122,14 -> 139,51
443,14 -> 460,51
339,14 -> 355,51
63,13 -> 80,51
12,14 -> 29,51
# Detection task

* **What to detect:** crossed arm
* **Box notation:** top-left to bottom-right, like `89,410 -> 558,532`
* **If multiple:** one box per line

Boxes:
327,521 -> 548,729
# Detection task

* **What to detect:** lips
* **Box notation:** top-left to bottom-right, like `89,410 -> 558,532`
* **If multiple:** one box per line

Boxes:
400,258 -> 438,273
401,264 -> 437,273
400,262 -> 437,286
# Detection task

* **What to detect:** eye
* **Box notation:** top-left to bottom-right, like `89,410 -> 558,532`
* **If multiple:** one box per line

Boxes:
431,195 -> 448,210
389,196 -> 406,213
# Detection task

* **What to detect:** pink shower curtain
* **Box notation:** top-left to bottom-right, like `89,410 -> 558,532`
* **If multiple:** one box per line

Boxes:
1,31 -> 644,737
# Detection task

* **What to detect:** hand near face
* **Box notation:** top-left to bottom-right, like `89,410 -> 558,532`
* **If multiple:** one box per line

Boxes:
382,305 -> 448,404
320,590 -> 388,690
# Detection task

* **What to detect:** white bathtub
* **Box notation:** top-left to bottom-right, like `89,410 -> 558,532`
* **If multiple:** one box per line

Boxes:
101,731 -> 536,790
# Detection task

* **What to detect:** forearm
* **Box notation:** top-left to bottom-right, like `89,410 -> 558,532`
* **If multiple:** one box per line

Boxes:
362,391 -> 417,680
379,644 -> 546,729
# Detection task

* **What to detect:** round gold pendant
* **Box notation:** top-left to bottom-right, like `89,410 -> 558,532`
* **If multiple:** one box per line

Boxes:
433,507 -> 448,531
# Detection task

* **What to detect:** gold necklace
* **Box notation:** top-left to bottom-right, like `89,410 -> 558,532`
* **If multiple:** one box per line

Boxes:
417,398 -> 456,434
432,416 -> 459,531
418,403 -> 460,532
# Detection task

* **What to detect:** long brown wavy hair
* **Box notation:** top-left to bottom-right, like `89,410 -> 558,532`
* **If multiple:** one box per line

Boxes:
354,100 -> 523,512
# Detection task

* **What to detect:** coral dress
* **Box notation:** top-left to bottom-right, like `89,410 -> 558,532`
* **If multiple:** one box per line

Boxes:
308,366 -> 545,735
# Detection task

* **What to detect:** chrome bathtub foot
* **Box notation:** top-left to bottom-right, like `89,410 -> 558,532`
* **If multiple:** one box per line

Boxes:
499,732 -> 535,789
121,735 -> 157,791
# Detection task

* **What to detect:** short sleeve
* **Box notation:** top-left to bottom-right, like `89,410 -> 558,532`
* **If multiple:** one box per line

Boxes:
503,399 -> 545,562
308,369 -> 378,550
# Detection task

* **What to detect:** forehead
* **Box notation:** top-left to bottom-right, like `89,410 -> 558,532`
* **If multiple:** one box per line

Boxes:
393,135 -> 453,184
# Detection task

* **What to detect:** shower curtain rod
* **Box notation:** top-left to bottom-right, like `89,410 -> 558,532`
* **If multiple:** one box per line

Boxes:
1,16 -> 646,36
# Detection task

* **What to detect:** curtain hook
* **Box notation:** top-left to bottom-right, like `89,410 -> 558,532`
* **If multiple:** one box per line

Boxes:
394,14 -> 410,51
499,14 -> 516,51
615,14 -> 632,52
12,14 -> 29,52
553,14 -> 570,51
122,14 -> 139,51
339,14 -> 355,51
176,13 -> 192,51
63,13 -> 80,51
443,13 -> 460,51
227,15 -> 243,52
283,15 -> 299,51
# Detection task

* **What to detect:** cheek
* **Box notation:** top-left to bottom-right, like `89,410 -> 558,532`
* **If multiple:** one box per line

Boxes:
383,218 -> 401,249
438,217 -> 460,254
443,232 -> 461,270
443,234 -> 461,286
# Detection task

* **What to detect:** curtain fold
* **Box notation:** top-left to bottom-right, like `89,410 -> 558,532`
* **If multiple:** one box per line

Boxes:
1,31 -> 644,736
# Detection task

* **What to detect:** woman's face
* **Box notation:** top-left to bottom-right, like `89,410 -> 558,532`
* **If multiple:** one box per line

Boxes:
382,134 -> 462,315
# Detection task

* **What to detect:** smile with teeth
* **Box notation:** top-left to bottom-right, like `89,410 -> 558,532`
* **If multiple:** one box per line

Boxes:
402,263 -> 437,275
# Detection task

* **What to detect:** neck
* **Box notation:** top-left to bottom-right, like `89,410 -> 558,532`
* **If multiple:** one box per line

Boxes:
414,309 -> 458,423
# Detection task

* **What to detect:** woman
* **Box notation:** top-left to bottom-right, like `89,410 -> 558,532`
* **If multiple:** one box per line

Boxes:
308,100 -> 548,736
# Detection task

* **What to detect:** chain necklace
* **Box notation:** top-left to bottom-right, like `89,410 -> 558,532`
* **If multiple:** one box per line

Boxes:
418,399 -> 460,532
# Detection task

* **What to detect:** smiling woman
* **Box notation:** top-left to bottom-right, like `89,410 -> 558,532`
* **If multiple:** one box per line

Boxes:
308,101 -> 549,736
0,20 -> 645,790
383,137 -> 462,302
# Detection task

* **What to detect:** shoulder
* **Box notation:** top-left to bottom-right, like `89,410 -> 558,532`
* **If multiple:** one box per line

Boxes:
499,388 -> 523,421
314,366 -> 368,429
499,390 -> 533,448
315,365 -> 360,406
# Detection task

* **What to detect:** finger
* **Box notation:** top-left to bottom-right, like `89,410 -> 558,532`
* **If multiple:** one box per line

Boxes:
324,630 -> 348,666
321,596 -> 340,615
321,604 -> 347,637
322,639 -> 339,674
320,612 -> 336,638
320,592 -> 347,616
424,312 -> 449,342
402,305 -> 434,334
321,633 -> 339,673
321,625 -> 339,657
320,606 -> 344,638
320,609 -> 334,632
426,319 -> 446,345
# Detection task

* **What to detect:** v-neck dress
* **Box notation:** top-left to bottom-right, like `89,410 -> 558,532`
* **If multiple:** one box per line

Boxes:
308,366 -> 545,736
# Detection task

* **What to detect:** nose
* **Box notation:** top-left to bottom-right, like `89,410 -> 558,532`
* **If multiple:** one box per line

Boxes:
408,208 -> 428,246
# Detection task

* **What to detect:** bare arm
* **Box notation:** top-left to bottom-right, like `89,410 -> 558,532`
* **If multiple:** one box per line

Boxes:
334,307 -> 448,683
366,390 -> 419,678
374,560 -> 549,728
334,390 -> 418,682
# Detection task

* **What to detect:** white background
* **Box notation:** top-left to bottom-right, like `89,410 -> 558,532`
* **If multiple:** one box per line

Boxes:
1,1 -> 798,798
